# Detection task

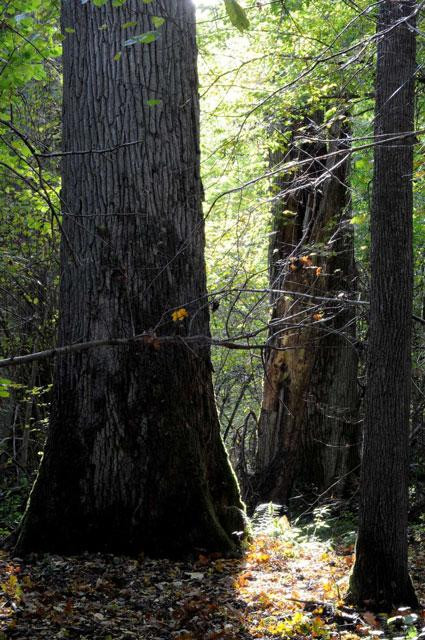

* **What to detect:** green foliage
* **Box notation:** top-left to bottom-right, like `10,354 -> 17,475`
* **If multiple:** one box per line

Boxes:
0,0 -> 60,523
224,0 -> 250,32
251,503 -> 283,536
250,503 -> 298,540
0,0 -> 60,109
0,480 -> 29,539
196,0 -> 377,465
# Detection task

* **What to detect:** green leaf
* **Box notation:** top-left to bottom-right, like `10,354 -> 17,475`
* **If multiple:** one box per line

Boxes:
147,99 -> 161,106
64,27 -> 75,33
224,0 -> 249,32
151,16 -> 165,28
92,0 -> 107,6
350,213 -> 367,225
121,21 -> 137,29
404,615 -> 419,626
0,378 -> 11,398
113,51 -> 122,61
112,0 -> 127,6
15,13 -> 31,23
123,31 -> 159,47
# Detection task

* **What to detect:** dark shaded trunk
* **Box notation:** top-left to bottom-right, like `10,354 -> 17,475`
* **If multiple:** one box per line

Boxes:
301,229 -> 359,493
16,0 -> 244,556
348,1 -> 418,610
254,114 -> 359,507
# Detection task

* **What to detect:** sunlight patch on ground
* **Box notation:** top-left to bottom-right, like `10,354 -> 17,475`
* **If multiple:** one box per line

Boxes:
235,533 -> 354,638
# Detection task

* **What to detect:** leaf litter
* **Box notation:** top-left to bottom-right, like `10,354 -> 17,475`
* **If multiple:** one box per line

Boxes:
1,525 -> 424,639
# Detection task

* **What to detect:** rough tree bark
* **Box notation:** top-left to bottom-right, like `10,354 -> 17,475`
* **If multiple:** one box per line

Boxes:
16,0 -> 244,556
254,114 -> 359,507
301,233 -> 359,494
348,0 -> 418,609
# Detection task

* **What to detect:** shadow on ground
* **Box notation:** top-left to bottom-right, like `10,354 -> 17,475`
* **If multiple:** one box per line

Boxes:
1,520 -> 425,639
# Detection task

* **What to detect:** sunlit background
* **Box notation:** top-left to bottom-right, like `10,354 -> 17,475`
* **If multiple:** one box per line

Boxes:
194,0 -> 223,6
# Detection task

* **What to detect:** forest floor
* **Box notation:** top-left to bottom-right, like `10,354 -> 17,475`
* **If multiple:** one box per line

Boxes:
1,520 -> 425,640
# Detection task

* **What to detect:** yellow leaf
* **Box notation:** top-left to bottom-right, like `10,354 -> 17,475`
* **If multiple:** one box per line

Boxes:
300,255 -> 313,266
171,307 -> 189,322
22,575 -> 33,588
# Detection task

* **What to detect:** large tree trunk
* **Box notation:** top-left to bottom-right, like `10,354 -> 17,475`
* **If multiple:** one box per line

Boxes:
254,114 -> 359,507
301,228 -> 359,493
348,0 -> 418,610
16,0 -> 244,556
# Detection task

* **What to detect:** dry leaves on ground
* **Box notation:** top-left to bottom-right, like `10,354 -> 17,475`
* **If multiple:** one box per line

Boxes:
1,527 -> 424,639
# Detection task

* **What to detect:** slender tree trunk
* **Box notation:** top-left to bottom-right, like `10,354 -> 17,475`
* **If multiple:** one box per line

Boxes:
254,114 -> 359,506
16,0 -> 244,556
348,0 -> 418,610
